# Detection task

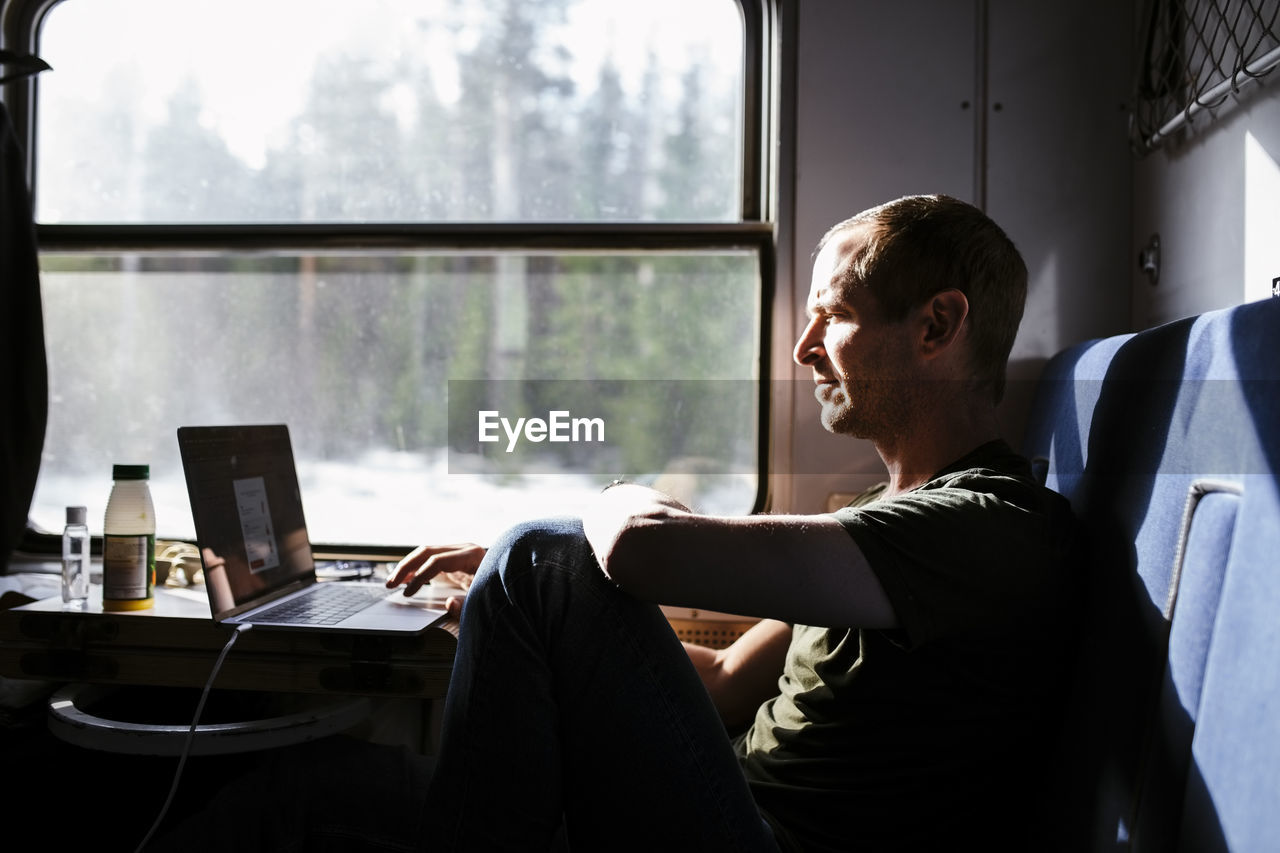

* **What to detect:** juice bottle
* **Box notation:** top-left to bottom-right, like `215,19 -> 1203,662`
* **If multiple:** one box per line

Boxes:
102,464 -> 156,611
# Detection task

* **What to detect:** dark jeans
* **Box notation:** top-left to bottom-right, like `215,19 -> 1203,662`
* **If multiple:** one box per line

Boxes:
423,517 -> 780,852
157,518 -> 780,852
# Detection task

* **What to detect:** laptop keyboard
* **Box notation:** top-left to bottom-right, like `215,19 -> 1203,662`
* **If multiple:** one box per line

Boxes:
254,583 -> 390,625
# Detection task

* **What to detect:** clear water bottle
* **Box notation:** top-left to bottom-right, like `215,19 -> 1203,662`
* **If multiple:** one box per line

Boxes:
61,506 -> 90,610
102,464 -> 156,611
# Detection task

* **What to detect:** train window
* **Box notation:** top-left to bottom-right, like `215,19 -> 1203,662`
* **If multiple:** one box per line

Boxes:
34,0 -> 746,223
23,0 -> 772,547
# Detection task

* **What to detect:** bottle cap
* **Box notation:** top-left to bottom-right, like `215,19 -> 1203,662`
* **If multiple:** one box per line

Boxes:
112,464 -> 150,480
66,506 -> 87,525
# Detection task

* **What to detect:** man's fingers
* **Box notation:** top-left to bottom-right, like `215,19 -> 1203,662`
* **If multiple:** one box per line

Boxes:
386,547 -> 420,588
388,543 -> 486,595
387,544 -> 456,587
403,553 -> 452,595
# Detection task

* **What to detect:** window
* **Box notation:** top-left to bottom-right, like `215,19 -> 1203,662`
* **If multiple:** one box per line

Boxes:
12,0 -> 774,548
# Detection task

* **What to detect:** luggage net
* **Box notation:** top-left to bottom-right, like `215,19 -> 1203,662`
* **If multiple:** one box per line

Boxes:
1131,0 -> 1280,153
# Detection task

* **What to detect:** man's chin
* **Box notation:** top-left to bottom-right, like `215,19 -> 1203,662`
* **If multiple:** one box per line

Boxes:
818,405 -> 856,437
818,400 -> 881,439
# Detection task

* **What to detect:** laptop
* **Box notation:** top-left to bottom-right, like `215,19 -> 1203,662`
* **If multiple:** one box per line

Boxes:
177,424 -> 448,635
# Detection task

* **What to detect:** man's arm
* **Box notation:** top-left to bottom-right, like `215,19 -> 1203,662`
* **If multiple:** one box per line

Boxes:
582,483 -> 897,629
684,618 -> 793,730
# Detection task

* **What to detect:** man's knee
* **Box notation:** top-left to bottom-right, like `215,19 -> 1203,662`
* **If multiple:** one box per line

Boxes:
464,517 -> 597,609
483,517 -> 590,574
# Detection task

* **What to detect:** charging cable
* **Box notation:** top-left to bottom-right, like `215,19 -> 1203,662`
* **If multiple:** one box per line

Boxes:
134,622 -> 254,852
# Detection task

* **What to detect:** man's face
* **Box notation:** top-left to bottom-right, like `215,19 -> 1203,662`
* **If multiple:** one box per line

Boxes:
793,226 -> 916,439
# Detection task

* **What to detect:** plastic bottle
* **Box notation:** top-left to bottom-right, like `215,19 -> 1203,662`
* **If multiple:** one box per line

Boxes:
61,506 -> 90,610
102,464 -> 156,611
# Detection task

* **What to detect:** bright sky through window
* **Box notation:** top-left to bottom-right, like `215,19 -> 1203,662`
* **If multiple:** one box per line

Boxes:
36,0 -> 744,222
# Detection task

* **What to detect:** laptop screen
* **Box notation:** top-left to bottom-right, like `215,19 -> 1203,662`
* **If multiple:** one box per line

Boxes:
178,425 -> 315,617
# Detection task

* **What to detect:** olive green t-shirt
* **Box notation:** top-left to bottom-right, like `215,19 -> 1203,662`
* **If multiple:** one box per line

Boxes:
737,440 -> 1078,852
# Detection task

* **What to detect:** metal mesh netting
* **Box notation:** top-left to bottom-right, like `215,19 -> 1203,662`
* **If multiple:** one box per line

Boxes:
1131,0 -> 1280,153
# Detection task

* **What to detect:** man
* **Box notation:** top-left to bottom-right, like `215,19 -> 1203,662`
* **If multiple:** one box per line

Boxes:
388,194 -> 1078,851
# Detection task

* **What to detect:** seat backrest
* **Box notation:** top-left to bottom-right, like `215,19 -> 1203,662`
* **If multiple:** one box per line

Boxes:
1022,297 -> 1280,852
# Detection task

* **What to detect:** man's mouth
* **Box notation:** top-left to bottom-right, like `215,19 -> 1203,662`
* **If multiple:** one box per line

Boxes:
813,379 -> 840,402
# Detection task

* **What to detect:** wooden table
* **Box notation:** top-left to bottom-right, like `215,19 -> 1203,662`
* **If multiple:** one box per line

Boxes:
0,584 -> 459,699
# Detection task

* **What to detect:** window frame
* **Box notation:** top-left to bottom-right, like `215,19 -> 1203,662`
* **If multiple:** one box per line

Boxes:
2,0 -> 780,556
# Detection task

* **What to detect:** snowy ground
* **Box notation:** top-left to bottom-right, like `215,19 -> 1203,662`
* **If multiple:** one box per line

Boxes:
30,448 -> 756,548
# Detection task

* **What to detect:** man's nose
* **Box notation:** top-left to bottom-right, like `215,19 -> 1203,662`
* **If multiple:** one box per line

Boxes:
793,317 -> 824,366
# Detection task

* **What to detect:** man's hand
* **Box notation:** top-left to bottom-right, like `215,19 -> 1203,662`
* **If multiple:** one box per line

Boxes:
582,482 -> 691,583
386,543 -> 487,616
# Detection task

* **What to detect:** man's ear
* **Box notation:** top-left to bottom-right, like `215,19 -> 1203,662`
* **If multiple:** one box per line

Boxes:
918,289 -> 969,358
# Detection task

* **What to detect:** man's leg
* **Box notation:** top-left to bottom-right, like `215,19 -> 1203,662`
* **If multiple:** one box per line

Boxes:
424,518 -> 779,852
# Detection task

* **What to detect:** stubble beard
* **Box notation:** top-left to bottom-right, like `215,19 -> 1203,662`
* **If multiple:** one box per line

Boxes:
817,379 -> 906,441
817,385 -> 871,439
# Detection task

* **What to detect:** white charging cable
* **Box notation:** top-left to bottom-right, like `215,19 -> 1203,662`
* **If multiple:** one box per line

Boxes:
134,622 -> 254,852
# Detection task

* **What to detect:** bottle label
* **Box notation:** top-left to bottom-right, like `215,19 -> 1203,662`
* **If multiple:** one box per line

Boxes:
103,534 -> 155,602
